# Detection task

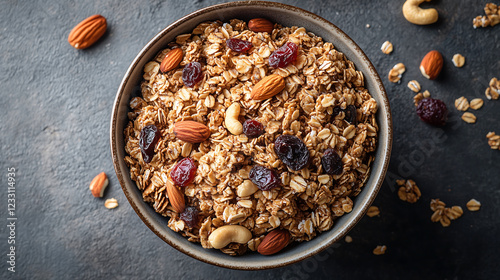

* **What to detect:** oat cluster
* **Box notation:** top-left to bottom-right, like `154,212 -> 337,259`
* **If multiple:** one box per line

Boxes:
473,3 -> 500,28
396,179 -> 421,203
430,199 -> 463,227
123,20 -> 378,255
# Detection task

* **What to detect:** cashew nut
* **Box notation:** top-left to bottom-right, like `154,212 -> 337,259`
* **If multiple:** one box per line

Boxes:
236,179 -> 259,197
225,103 -> 243,135
208,225 -> 252,249
402,0 -> 438,25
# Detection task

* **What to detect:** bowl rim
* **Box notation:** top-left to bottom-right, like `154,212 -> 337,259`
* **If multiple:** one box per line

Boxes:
111,0 -> 392,270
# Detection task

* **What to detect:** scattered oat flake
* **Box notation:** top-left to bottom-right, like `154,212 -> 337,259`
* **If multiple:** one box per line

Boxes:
345,235 -> 353,243
466,199 -> 481,211
430,199 -> 463,227
373,245 -> 387,255
407,80 -> 421,93
388,63 -> 405,83
397,179 -> 421,203
452,54 -> 465,67
486,132 -> 500,149
469,98 -> 484,110
414,93 -> 424,106
104,198 -> 118,209
485,77 -> 500,100
461,112 -> 477,123
422,90 -> 431,98
454,96 -> 469,111
381,41 -> 393,54
366,206 -> 380,217
473,3 -> 500,28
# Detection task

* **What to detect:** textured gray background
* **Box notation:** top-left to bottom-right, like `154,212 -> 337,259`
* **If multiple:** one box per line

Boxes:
1,0 -> 499,279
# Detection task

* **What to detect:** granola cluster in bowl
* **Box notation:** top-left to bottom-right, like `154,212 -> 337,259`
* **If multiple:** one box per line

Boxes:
111,1 -> 391,269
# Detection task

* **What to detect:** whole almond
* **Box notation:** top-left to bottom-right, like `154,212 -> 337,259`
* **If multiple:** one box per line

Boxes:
160,48 -> 183,73
251,74 -> 285,100
248,18 -> 274,33
165,177 -> 185,213
173,121 -> 210,143
89,172 -> 108,198
420,50 -> 443,80
257,229 -> 290,255
68,15 -> 107,49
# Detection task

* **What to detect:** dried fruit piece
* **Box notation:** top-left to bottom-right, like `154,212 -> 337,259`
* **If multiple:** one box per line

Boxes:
269,42 -> 298,68
170,158 -> 196,187
248,18 -> 274,33
257,229 -> 290,255
416,98 -> 448,126
68,15 -> 107,49
321,148 -> 343,175
344,105 -> 357,124
226,38 -> 253,52
274,135 -> 310,171
420,50 -> 443,80
182,61 -> 203,87
249,165 -> 281,191
180,206 -> 199,228
160,48 -> 183,73
243,119 -> 264,138
140,124 -> 161,163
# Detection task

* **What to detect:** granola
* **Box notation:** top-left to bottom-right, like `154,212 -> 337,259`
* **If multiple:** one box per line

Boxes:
123,19 -> 378,255
396,179 -> 421,203
473,3 -> 500,28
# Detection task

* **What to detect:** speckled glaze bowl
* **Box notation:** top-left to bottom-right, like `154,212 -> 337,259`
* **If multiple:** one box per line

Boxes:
111,1 -> 392,270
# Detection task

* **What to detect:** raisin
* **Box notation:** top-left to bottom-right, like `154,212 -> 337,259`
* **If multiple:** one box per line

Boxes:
180,206 -> 199,228
344,105 -> 357,125
269,42 -> 298,68
139,125 -> 160,163
226,38 -> 253,52
182,61 -> 203,88
170,158 -> 196,187
321,148 -> 343,175
249,165 -> 281,191
274,135 -> 310,171
243,119 -> 264,138
332,106 -> 342,117
416,98 -> 448,126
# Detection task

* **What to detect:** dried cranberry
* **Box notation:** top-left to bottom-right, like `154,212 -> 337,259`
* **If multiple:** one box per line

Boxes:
269,42 -> 298,68
170,158 -> 196,187
180,206 -> 199,228
139,125 -> 161,163
344,105 -> 357,125
243,119 -> 264,138
416,98 -> 448,126
182,61 -> 203,87
321,148 -> 343,175
249,165 -> 281,191
274,135 -> 310,171
226,38 -> 253,52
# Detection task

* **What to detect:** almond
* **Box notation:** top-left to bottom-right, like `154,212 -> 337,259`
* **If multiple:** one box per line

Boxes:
89,172 -> 108,198
248,18 -> 274,33
160,48 -> 183,73
173,121 -> 210,143
165,176 -> 185,213
257,229 -> 290,255
420,50 -> 443,80
251,74 -> 285,100
68,15 -> 107,49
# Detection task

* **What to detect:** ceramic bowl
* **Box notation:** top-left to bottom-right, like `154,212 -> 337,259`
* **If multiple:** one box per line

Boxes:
111,0 -> 392,270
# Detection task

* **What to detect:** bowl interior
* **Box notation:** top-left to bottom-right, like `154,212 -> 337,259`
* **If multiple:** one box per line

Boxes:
111,1 -> 392,270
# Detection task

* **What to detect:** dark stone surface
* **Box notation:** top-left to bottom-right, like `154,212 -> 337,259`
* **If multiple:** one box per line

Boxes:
1,0 -> 499,279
